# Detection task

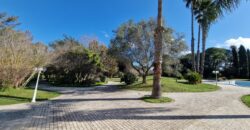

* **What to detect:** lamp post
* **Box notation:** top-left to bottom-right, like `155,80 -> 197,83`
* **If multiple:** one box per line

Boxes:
32,67 -> 46,103
212,70 -> 219,86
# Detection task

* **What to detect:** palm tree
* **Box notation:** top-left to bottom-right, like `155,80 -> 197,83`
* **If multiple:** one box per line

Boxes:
196,24 -> 201,72
152,0 -> 164,98
184,0 -> 199,72
196,1 -> 219,77
197,0 -> 242,77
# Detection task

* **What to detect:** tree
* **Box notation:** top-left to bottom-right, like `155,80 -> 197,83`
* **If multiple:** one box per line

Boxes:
196,24 -> 201,72
0,29 -> 49,87
103,55 -> 118,78
152,0 -> 164,98
238,45 -> 248,78
0,12 -> 19,29
247,49 -> 250,79
110,19 -> 156,84
203,47 -> 227,78
44,48 -> 102,85
88,40 -> 100,53
180,54 -> 192,74
50,35 -> 81,53
162,34 -> 188,77
196,0 -> 241,77
231,45 -> 239,77
0,13 -> 49,88
184,0 -> 200,72
196,1 -> 219,77
88,40 -> 118,78
46,36 -> 103,85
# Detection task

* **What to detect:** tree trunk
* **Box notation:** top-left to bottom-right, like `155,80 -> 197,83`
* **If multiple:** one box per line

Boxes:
191,7 -> 196,72
152,0 -> 163,99
200,27 -> 207,77
196,25 -> 201,72
22,71 -> 37,87
142,74 -> 147,84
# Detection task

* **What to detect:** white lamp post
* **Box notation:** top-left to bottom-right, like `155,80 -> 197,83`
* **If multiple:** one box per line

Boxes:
212,70 -> 219,86
32,67 -> 46,103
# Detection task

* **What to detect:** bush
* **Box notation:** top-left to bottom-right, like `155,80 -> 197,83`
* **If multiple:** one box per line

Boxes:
100,75 -> 107,82
218,77 -> 227,81
176,72 -> 183,80
184,72 -> 202,84
117,72 -> 124,78
44,49 -> 103,86
121,72 -> 137,85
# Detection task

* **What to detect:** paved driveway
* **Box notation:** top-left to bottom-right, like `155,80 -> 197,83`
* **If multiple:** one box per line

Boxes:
1,82 -> 250,130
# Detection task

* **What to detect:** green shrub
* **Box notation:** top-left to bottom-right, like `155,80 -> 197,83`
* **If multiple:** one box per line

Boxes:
176,72 -> 183,80
100,75 -> 107,82
44,49 -> 103,86
184,72 -> 202,84
120,76 -> 125,83
121,72 -> 137,85
117,72 -> 124,78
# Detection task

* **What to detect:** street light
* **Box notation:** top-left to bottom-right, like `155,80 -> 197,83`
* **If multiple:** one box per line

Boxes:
31,67 -> 46,103
212,70 -> 219,86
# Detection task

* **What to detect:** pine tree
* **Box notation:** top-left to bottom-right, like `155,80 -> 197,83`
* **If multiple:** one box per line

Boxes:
238,45 -> 248,78
247,49 -> 250,79
231,45 -> 239,77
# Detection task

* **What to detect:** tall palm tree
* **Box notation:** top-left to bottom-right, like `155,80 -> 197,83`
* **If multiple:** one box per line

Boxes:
196,1 -> 219,77
152,0 -> 164,98
196,24 -> 201,72
184,0 -> 199,72
197,0 -> 242,77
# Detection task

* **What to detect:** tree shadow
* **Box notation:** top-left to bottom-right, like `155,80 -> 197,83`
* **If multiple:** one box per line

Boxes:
53,97 -> 140,103
1,83 -> 250,129
33,84 -> 125,95
54,107 -> 250,122
1,99 -> 250,129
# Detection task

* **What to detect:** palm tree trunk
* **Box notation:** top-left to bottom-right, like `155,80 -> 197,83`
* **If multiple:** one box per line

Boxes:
152,0 -> 163,99
196,25 -> 201,72
191,7 -> 196,72
200,26 -> 207,77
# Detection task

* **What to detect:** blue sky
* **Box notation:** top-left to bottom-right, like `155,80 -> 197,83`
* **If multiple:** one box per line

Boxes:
0,0 -> 250,49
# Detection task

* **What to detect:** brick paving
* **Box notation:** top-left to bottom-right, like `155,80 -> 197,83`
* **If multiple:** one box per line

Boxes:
1,82 -> 250,130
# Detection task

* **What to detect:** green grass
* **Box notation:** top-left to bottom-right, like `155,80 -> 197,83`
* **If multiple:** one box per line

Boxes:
124,76 -> 219,92
0,87 -> 60,105
95,82 -> 106,86
242,95 -> 250,108
142,96 -> 173,103
108,78 -> 121,82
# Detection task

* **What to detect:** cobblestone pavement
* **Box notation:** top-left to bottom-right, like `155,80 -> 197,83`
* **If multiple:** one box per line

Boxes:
1,82 -> 250,130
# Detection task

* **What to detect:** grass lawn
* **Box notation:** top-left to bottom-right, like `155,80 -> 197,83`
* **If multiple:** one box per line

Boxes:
0,87 -> 60,106
124,76 -> 219,92
142,96 -> 173,103
242,95 -> 250,108
108,78 -> 121,82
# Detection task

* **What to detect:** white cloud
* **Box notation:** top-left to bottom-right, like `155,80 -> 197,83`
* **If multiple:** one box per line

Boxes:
181,50 -> 191,55
225,37 -> 250,49
101,31 -> 110,38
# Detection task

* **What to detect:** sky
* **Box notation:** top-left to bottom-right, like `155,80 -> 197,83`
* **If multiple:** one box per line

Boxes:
0,0 -> 250,50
